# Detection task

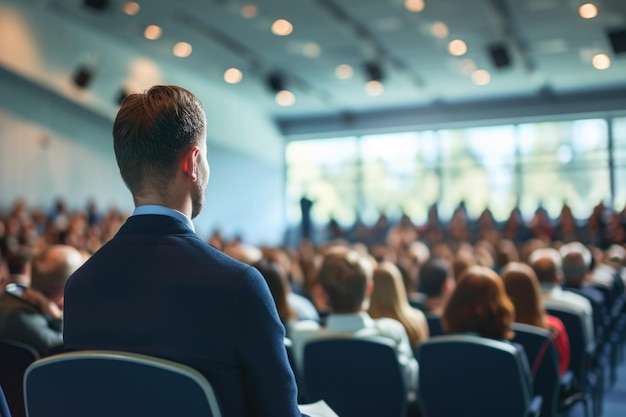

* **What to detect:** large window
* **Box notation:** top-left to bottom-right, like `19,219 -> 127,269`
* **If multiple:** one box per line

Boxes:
285,116 -> 621,232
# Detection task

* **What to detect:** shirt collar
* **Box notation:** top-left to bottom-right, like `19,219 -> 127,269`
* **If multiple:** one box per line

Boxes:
326,312 -> 375,332
132,205 -> 195,232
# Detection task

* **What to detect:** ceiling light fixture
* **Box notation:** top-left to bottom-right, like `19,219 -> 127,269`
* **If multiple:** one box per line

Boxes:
123,2 -> 140,15
365,80 -> 384,96
335,64 -> 354,79
471,69 -> 491,85
579,3 -> 598,19
275,90 -> 296,106
431,22 -> 449,38
224,68 -> 243,84
302,42 -> 321,58
448,39 -> 468,56
591,53 -> 611,70
173,42 -> 192,58
405,0 -> 425,12
241,4 -> 258,19
271,19 -> 293,36
144,25 -> 162,40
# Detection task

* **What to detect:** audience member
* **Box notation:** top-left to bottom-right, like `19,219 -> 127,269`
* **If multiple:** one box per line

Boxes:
368,261 -> 429,347
418,257 -> 455,316
253,258 -> 297,327
502,262 -> 570,375
442,265 -> 514,340
0,244 -> 83,355
62,85 -> 305,417
6,247 -> 33,287
529,247 -> 595,353
290,246 -> 418,392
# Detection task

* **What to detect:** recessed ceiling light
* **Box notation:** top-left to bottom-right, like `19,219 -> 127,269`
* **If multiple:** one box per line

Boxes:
224,68 -> 243,84
471,69 -> 491,85
144,25 -> 162,40
271,19 -> 293,36
579,3 -> 598,19
241,4 -> 258,18
335,64 -> 354,79
405,0 -> 425,12
275,90 -> 296,106
123,2 -> 140,16
592,53 -> 610,70
173,42 -> 192,58
302,42 -> 321,58
365,80 -> 384,96
460,58 -> 476,74
431,21 -> 449,38
448,39 -> 468,56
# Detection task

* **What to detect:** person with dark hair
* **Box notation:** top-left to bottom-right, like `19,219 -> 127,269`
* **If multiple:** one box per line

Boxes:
6,247 -> 33,287
63,86 -> 305,417
418,257 -> 455,315
289,246 -> 418,392
0,245 -> 83,355
253,258 -> 297,327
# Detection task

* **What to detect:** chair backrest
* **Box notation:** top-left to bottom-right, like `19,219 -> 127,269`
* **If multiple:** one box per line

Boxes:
0,384 -> 12,417
545,306 -> 587,386
512,323 -> 561,417
0,338 -> 39,417
303,337 -> 408,417
416,334 -> 532,417
23,350 -> 222,417
425,313 -> 444,337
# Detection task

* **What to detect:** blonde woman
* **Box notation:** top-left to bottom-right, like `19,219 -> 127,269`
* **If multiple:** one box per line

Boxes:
369,261 -> 429,347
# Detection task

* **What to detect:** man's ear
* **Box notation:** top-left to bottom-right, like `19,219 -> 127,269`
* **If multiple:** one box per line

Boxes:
182,146 -> 201,181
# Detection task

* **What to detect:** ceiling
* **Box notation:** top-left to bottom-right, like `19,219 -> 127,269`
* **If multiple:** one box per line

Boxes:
1,0 -> 626,126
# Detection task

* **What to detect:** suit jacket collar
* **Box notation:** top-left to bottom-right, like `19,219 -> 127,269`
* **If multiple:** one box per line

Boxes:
117,214 -> 196,236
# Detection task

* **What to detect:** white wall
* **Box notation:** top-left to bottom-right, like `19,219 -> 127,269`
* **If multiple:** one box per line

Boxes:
0,69 -> 286,245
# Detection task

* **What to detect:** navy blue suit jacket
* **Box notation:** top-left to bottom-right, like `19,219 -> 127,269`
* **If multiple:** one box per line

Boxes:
64,215 -> 303,417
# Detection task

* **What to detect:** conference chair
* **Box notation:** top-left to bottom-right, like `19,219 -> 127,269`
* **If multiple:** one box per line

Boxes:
23,350 -> 222,417
303,337 -> 410,417
425,313 -> 444,337
0,385 -> 12,417
546,306 -> 602,417
416,334 -> 542,417
512,323 -> 589,417
0,338 -> 39,417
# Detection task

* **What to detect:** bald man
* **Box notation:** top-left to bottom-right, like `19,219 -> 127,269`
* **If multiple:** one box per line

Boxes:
0,245 -> 84,355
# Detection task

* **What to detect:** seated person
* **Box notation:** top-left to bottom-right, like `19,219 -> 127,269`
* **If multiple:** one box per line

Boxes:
290,246 -> 418,392
369,261 -> 429,348
502,262 -> 570,376
418,257 -> 455,316
442,265 -> 532,390
0,245 -> 83,355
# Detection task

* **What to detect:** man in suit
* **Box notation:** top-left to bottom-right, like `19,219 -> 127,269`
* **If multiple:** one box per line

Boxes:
0,244 -> 83,355
63,86 -> 305,417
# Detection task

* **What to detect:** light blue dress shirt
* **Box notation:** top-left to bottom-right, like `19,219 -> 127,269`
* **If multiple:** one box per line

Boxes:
132,205 -> 195,233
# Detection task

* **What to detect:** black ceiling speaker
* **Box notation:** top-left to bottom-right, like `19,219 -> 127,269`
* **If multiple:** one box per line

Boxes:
607,28 -> 626,54
364,62 -> 383,81
84,0 -> 110,11
488,43 -> 511,69
72,65 -> 93,88
267,73 -> 285,92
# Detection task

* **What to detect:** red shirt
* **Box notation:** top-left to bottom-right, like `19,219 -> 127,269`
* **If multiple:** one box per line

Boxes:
545,314 -> 570,376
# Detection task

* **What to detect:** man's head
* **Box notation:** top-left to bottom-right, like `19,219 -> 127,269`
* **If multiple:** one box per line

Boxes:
113,85 -> 209,218
419,257 -> 453,299
317,246 -> 374,314
528,247 -> 562,284
560,242 -> 592,286
6,248 -> 33,286
30,245 -> 84,308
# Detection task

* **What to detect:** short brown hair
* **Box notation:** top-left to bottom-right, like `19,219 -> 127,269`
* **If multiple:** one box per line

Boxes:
442,266 -> 514,340
318,247 -> 372,313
